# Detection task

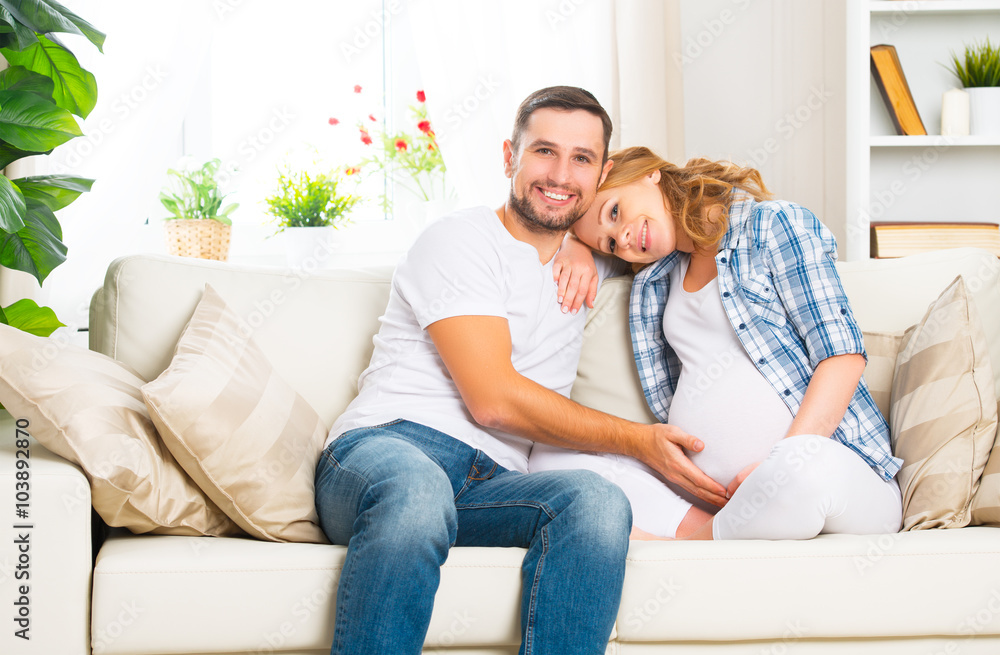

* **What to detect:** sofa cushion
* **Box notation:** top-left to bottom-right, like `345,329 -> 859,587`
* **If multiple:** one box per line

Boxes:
142,284 -> 329,543
90,529 -> 1000,653
891,276 -> 997,530
861,330 -> 903,423
0,323 -> 240,536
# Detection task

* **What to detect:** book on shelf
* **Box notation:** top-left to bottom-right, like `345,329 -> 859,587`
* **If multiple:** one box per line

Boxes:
870,44 -> 927,136
870,222 -> 1000,258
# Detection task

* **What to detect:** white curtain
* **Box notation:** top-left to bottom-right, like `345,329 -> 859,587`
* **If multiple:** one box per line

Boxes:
40,1 -> 214,331
406,0 -> 685,209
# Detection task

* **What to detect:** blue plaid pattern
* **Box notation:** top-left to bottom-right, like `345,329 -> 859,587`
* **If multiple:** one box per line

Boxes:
629,194 -> 901,481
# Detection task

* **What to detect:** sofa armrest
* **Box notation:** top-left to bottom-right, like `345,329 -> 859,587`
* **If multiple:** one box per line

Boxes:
0,412 -> 92,655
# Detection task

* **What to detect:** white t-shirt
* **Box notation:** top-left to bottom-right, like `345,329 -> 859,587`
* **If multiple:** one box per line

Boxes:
327,206 -> 614,473
663,256 -> 793,489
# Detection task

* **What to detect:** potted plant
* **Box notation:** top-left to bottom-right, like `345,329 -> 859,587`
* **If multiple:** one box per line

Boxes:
159,159 -> 239,261
946,37 -> 1000,136
265,166 -> 361,268
0,2 -> 103,336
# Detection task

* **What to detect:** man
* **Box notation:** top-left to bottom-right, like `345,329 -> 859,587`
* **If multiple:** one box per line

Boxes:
314,86 -> 726,655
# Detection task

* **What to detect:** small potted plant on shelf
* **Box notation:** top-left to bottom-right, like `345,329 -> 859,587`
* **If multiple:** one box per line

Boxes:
946,37 -> 1000,137
159,158 -> 238,261
265,166 -> 361,268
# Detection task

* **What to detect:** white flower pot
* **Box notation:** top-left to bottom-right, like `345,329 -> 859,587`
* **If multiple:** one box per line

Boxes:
967,87 -> 1000,137
283,226 -> 346,269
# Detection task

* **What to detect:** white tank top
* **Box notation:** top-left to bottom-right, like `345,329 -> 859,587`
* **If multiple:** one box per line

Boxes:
663,256 -> 793,489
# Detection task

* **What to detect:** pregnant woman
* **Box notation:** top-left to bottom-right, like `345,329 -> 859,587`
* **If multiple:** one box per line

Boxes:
530,146 -> 903,540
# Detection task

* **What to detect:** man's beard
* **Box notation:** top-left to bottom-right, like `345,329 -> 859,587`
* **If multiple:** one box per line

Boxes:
508,183 -> 586,234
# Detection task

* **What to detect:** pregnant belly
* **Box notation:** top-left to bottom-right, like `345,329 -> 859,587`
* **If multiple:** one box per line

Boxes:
670,371 -> 793,487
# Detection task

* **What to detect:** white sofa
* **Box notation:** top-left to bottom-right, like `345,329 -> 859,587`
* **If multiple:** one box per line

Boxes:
3,248 -> 1000,655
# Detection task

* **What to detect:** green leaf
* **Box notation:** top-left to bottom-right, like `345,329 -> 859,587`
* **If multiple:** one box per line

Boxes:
0,65 -> 55,99
0,198 -> 66,284
2,34 -> 98,118
14,174 -> 92,211
0,303 -> 6,324
0,0 -> 105,52
0,141 -> 51,169
1,298 -> 63,336
0,174 -> 26,232
0,88 -> 81,152
0,7 -> 38,51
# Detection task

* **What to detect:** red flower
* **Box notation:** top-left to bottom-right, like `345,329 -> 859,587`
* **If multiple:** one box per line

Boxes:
416,90 -> 426,103
359,128 -> 373,145
344,166 -> 361,176
328,117 -> 340,125
428,144 -> 435,151
354,84 -> 363,93
368,114 -> 377,122
417,120 -> 431,134
395,139 -> 408,151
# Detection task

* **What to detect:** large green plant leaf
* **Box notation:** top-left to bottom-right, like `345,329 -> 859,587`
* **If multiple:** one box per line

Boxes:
0,7 -> 38,51
0,197 -> 66,284
0,88 -> 81,152
0,65 -> 55,99
0,174 -> 26,232
0,0 -> 104,52
0,141 -> 51,169
1,297 -> 63,336
2,34 -> 98,118
15,175 -> 92,211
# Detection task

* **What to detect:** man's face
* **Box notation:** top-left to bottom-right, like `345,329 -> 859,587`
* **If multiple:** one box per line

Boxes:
503,108 -> 612,234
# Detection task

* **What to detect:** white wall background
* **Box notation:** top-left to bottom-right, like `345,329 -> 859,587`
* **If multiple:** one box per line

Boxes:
679,0 -> 847,251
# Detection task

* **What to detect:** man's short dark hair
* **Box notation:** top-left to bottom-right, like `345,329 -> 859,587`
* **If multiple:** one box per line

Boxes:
510,86 -> 613,163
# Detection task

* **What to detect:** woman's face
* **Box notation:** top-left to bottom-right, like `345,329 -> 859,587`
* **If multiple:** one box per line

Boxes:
573,170 -> 684,264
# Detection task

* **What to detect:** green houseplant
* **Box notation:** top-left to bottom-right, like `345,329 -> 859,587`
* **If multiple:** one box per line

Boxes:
265,166 -> 361,267
945,37 -> 1000,136
0,1 -> 104,335
159,158 -> 238,261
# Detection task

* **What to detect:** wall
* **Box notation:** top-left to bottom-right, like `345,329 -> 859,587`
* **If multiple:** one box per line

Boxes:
679,0 -> 848,254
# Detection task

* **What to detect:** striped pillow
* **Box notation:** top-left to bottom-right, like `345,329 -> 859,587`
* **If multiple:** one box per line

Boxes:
862,331 -> 903,424
0,323 -> 241,536
142,284 -> 330,543
890,276 -> 998,530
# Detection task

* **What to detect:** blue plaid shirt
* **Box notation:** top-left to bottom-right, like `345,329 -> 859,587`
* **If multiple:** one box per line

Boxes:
630,194 -> 901,481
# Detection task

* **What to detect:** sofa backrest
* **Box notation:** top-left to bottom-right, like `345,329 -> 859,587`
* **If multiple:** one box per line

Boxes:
90,254 -> 393,427
90,248 -> 1000,429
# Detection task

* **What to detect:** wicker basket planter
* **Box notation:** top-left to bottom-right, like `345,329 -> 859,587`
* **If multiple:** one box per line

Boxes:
164,219 -> 231,261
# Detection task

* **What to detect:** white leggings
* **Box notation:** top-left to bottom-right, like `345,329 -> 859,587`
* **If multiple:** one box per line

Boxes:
527,435 -> 902,539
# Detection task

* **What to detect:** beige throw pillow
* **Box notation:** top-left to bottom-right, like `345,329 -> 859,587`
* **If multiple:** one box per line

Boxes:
0,323 -> 241,536
890,276 -> 998,530
142,285 -> 329,543
862,330 -> 903,424
971,443 -> 1000,525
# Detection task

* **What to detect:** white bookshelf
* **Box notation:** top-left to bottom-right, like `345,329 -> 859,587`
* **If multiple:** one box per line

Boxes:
845,0 -> 1000,260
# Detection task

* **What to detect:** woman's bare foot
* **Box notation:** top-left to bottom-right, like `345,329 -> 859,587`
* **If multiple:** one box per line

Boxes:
674,506 -> 714,539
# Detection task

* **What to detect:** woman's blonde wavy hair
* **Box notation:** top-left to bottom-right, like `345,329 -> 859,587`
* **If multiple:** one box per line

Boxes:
599,146 -> 773,249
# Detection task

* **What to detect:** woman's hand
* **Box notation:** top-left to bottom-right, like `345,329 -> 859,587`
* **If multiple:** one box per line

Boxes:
553,232 -> 598,314
726,461 -> 761,499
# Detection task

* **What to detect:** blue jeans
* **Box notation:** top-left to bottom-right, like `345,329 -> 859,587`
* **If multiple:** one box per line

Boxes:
314,419 -> 632,655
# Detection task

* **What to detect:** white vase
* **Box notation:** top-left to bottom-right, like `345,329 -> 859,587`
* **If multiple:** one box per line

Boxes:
967,87 -> 1000,137
283,226 -> 346,269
